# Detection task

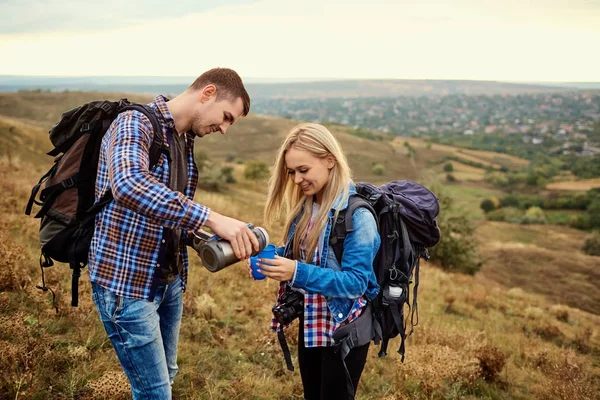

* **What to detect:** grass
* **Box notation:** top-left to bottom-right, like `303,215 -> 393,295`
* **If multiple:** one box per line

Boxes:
1,92 -> 599,400
441,183 -> 505,221
477,222 -> 600,315
391,137 -> 530,171
546,178 -> 600,192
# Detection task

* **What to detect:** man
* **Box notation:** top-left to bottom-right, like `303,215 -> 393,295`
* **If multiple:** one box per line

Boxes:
88,68 -> 259,399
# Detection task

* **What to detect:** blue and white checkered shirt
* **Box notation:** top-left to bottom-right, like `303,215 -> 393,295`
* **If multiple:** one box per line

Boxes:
88,95 -> 210,300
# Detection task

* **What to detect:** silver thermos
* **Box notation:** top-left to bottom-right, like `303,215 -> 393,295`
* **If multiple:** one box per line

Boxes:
187,225 -> 270,272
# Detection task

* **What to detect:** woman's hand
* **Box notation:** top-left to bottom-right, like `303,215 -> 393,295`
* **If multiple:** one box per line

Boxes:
257,256 -> 296,282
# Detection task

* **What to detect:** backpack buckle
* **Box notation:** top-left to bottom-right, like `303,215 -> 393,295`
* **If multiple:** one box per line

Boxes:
80,123 -> 91,132
100,103 -> 112,113
62,177 -> 75,188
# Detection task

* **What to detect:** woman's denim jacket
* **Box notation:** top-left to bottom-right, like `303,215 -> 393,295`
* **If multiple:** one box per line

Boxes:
276,184 -> 380,323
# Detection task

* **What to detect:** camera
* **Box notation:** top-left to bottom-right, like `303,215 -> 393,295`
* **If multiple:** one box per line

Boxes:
272,288 -> 304,325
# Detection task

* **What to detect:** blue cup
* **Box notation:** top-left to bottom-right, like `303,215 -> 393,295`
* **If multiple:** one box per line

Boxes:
250,244 -> 276,280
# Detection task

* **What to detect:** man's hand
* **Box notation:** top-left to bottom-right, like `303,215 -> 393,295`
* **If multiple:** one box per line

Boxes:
204,211 -> 260,259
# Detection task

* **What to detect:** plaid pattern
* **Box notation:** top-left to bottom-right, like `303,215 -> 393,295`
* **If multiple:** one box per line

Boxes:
88,95 -> 210,300
271,207 -> 367,347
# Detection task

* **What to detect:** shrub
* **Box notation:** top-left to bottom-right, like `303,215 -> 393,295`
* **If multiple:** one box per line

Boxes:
443,162 -> 454,172
521,206 -> 547,225
582,232 -> 600,256
480,199 -> 496,214
586,199 -> 600,229
475,345 -> 506,382
220,167 -> 236,184
569,214 -> 591,230
486,207 -> 524,223
372,163 -> 385,176
484,172 -> 509,188
446,173 -> 456,182
500,194 -> 520,208
428,188 -> 482,275
490,197 -> 501,209
244,161 -> 270,181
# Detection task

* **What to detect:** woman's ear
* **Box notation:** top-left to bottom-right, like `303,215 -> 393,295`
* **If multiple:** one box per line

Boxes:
326,154 -> 336,170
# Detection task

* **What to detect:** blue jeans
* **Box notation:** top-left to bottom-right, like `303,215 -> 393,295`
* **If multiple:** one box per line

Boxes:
91,277 -> 183,400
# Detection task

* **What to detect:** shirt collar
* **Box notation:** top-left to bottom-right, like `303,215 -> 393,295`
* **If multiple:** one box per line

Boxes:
151,95 -> 176,130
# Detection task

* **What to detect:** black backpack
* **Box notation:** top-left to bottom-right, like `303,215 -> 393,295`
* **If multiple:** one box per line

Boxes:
330,180 -> 441,361
24,99 -> 167,310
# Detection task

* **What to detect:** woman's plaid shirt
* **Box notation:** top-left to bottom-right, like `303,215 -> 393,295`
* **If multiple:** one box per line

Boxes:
271,205 -> 366,347
88,95 -> 210,300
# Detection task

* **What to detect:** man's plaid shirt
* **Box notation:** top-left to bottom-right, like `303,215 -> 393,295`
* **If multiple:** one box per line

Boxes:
88,95 -> 210,300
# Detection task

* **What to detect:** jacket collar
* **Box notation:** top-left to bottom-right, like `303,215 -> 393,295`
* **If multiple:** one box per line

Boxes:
331,181 -> 357,213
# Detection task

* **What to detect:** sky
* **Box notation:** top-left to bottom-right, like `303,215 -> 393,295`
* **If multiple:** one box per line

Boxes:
1,0 -> 599,82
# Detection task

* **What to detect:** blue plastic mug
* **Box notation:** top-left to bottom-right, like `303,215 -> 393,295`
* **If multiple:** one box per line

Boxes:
250,244 -> 276,280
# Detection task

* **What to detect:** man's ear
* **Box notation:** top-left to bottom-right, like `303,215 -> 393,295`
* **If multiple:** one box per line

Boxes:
200,84 -> 217,103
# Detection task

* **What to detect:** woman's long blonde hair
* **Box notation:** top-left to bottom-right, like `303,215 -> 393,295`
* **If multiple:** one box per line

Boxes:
264,123 -> 352,260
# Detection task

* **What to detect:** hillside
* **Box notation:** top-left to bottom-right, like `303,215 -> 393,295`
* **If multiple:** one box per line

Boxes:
0,91 -> 598,399
1,157 -> 599,399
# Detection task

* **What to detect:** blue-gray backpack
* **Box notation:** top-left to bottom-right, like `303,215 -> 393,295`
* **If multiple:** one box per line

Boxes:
330,180 -> 441,361
24,99 -> 167,311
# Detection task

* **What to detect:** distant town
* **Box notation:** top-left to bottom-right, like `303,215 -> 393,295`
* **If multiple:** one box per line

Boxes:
251,92 -> 600,160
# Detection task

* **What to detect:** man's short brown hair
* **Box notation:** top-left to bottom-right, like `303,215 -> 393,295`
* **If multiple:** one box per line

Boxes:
189,68 -> 250,116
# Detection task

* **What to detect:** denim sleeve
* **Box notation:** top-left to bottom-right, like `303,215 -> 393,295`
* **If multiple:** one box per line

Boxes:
107,111 -> 210,231
291,208 -> 380,298
275,245 -> 285,257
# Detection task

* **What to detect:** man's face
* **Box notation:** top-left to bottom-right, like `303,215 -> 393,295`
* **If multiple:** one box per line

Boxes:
190,90 -> 245,138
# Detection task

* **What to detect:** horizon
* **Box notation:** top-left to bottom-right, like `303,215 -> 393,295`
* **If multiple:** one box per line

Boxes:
0,75 -> 598,85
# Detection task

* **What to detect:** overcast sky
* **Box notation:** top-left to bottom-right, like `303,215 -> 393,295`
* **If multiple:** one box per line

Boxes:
1,0 -> 599,81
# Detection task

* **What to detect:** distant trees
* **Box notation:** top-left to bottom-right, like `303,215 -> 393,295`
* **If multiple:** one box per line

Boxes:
429,186 -> 482,275
526,153 -> 563,187
569,155 -> 600,179
480,199 -> 496,213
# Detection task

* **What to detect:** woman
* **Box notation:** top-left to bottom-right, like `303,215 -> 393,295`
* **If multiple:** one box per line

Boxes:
255,123 -> 380,399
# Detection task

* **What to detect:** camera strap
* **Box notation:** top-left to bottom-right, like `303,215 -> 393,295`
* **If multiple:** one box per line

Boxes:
277,327 -> 295,371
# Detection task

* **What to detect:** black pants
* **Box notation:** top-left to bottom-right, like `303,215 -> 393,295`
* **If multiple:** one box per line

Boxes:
298,322 -> 370,400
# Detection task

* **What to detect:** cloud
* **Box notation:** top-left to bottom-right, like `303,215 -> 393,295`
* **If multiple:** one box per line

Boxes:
0,0 -> 258,34
0,0 -> 598,81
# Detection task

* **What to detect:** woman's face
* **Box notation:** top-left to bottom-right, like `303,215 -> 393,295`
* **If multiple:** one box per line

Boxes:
285,146 -> 335,203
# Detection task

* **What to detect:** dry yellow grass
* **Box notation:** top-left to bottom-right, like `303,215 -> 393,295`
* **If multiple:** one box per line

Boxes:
2,152 -> 600,399
546,178 -> 600,191
452,161 -> 488,174
1,92 -> 598,400
390,136 -> 529,171
461,148 -> 530,167
477,222 -> 600,315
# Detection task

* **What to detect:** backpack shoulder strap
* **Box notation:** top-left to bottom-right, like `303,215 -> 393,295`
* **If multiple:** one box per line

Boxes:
329,194 -> 377,264
85,104 -> 167,215
119,103 -> 167,168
